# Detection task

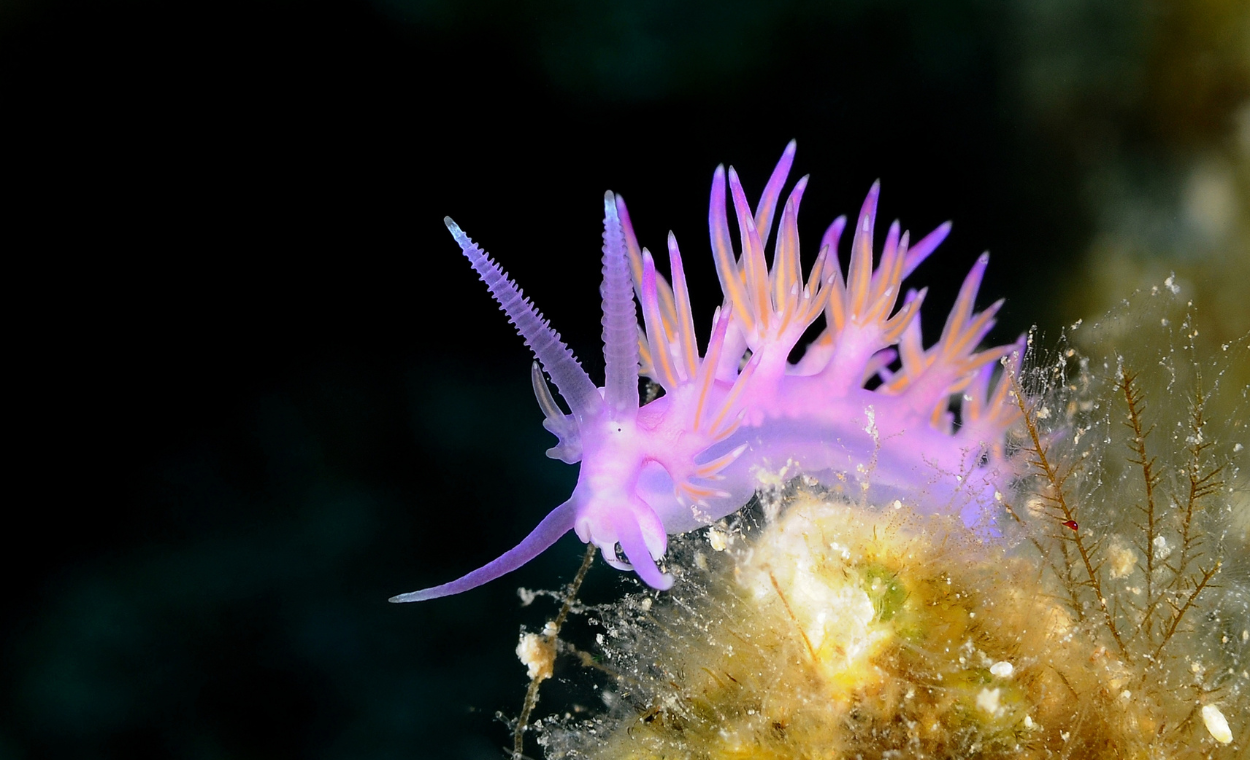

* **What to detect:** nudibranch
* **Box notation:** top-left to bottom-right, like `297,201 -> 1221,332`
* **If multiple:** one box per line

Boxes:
393,142 -> 1023,602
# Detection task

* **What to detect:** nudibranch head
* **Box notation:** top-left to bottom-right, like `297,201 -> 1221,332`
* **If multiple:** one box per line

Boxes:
391,142 -> 1023,602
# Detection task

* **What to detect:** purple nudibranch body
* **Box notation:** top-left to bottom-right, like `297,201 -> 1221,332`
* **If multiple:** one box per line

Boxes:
392,142 -> 1023,602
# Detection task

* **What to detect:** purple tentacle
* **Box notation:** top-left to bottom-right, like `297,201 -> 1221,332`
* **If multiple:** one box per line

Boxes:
531,362 -> 581,463
752,139 -> 796,251
445,218 -> 601,422
846,181 -> 881,310
901,221 -> 952,279
601,192 -> 640,420
820,215 -> 848,271
389,500 -> 578,603
610,507 -> 673,591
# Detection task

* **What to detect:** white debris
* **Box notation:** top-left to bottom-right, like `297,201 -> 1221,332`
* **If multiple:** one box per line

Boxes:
989,661 -> 1014,679
517,632 -> 555,682
1201,704 -> 1233,744
1108,542 -> 1137,579
707,528 -> 728,551
976,687 -> 1002,716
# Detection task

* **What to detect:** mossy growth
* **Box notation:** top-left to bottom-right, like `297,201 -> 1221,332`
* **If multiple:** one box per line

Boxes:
541,494 -> 1175,759
531,289 -> 1247,759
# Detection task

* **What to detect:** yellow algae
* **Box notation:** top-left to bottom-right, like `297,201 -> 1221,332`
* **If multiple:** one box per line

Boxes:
541,485 -> 1245,759
535,292 -> 1247,759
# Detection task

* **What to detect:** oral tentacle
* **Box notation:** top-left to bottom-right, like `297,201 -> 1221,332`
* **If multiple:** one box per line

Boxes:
611,506 -> 673,591
389,500 -> 577,603
531,362 -> 581,463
